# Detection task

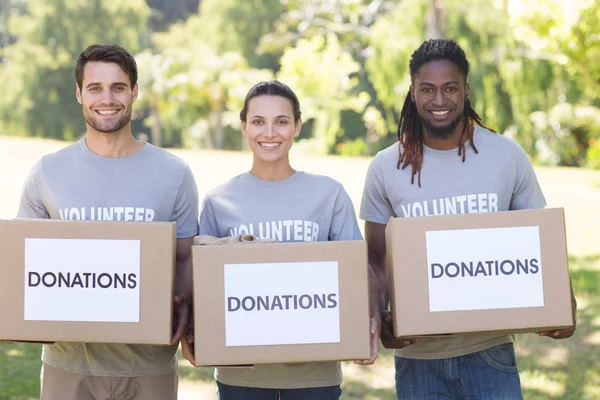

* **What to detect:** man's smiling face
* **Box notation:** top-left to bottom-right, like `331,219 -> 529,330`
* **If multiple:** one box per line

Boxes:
411,59 -> 469,139
77,61 -> 138,135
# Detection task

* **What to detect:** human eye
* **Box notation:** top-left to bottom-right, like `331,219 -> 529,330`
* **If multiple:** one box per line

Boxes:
446,86 -> 457,92
252,119 -> 264,125
88,86 -> 100,92
113,85 -> 126,92
277,119 -> 289,125
421,87 -> 433,93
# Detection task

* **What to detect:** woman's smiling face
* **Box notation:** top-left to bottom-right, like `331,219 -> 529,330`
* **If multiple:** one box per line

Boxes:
242,94 -> 302,165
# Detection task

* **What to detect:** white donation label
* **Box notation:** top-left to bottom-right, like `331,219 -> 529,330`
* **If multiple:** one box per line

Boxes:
24,238 -> 141,322
426,226 -> 544,312
224,261 -> 340,347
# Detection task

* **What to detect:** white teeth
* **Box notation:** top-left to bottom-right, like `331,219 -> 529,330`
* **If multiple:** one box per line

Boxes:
97,110 -> 118,115
260,143 -> 280,148
431,110 -> 450,115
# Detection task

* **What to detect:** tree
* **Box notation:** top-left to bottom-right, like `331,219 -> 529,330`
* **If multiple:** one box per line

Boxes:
365,0 -> 429,136
0,0 -> 26,51
180,0 -> 284,71
0,0 -> 150,140
141,24 -> 274,149
506,0 -> 600,163
261,0 -> 398,154
145,0 -> 199,32
277,34 -> 369,154
509,0 -> 600,101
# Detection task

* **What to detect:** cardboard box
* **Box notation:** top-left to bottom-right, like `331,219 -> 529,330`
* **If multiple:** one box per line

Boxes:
385,208 -> 573,337
192,240 -> 370,366
0,218 -> 175,344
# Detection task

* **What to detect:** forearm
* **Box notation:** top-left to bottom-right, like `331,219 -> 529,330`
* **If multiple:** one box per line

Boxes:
375,262 -> 389,309
365,221 -> 390,311
368,263 -> 388,316
367,265 -> 379,317
175,256 -> 193,299
174,237 -> 194,300
570,279 -> 577,323
367,237 -> 389,310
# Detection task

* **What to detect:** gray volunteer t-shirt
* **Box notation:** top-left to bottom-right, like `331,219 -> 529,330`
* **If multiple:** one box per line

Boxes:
360,127 -> 546,360
18,139 -> 199,377
200,171 -> 363,389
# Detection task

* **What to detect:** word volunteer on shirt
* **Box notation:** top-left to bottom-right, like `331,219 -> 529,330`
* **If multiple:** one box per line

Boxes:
228,220 -> 320,242
58,206 -> 156,221
401,193 -> 499,217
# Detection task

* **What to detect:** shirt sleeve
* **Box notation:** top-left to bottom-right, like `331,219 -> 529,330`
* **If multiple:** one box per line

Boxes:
359,155 -> 395,224
172,166 -> 200,238
17,160 -> 50,219
199,194 -> 220,237
329,185 -> 363,241
510,144 -> 547,210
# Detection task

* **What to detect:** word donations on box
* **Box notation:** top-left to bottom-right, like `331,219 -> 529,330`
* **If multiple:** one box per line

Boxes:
425,226 -> 544,312
24,238 -> 141,322
224,261 -> 340,347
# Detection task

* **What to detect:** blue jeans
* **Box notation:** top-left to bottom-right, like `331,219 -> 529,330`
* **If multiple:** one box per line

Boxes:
216,382 -> 342,400
395,343 -> 523,400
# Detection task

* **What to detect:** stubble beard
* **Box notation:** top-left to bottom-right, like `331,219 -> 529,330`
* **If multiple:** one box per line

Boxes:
83,106 -> 132,134
419,113 -> 464,140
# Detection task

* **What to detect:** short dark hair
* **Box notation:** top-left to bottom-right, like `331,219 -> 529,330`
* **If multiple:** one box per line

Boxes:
240,80 -> 301,122
75,44 -> 138,89
409,38 -> 470,80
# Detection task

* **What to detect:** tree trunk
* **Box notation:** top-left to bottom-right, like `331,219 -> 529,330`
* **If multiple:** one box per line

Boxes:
426,0 -> 445,39
150,95 -> 162,147
211,108 -> 224,149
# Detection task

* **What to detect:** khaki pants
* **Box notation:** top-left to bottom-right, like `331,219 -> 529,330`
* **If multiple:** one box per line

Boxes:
40,363 -> 178,400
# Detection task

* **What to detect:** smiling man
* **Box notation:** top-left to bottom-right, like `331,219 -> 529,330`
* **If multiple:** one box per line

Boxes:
360,39 -> 576,400
17,44 -> 199,399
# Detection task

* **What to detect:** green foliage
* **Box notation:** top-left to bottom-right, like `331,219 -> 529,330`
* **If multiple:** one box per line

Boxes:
337,137 -> 368,157
587,139 -> 600,169
0,0 -> 26,50
277,34 -> 369,154
530,104 -> 600,166
511,0 -> 600,100
257,0 -> 395,155
187,0 -> 284,70
506,0 -> 600,158
142,25 -> 274,148
262,0 -> 393,54
365,0 -> 427,132
0,0 -> 598,164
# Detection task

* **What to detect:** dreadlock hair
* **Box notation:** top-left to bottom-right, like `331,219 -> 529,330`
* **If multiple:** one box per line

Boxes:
397,39 -> 496,187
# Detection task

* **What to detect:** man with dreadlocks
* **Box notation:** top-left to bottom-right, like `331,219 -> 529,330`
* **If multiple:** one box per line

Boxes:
360,38 -> 576,399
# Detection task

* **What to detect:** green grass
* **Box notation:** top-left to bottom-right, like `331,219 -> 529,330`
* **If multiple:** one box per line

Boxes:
0,343 -> 42,399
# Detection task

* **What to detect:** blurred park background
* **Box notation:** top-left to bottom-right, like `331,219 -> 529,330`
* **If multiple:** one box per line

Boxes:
1,0 -> 600,166
1,0 -> 599,399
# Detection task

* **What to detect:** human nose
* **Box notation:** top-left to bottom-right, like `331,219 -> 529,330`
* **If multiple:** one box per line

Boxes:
100,88 -> 115,104
432,89 -> 444,106
263,122 -> 276,138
